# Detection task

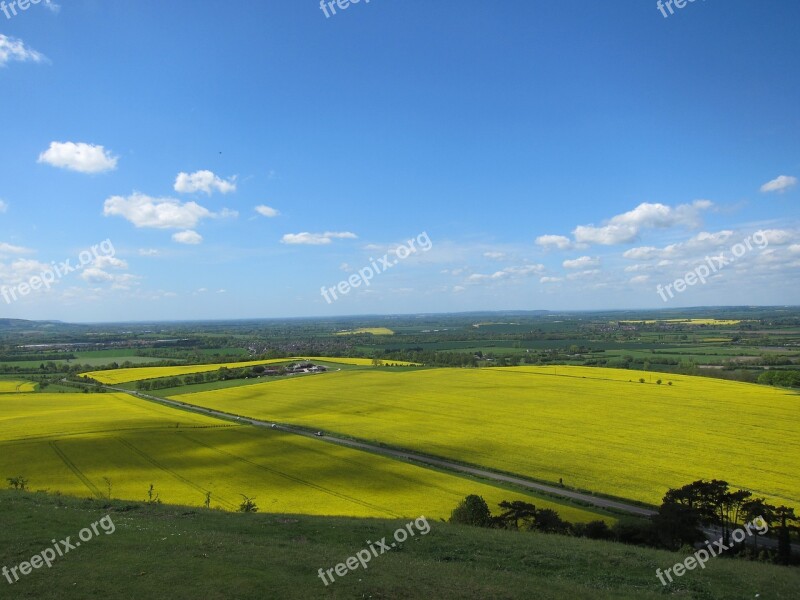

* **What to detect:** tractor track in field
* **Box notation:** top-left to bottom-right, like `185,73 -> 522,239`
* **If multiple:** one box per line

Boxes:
115,437 -> 238,511
49,440 -> 104,499
92,383 -> 657,518
181,433 -> 402,518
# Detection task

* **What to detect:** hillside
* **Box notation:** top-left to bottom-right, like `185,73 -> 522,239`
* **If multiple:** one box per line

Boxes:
1,490 -> 798,599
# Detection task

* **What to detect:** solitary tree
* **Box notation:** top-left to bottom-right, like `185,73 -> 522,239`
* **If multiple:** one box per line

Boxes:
497,501 -> 537,530
533,508 -> 569,534
450,495 -> 492,527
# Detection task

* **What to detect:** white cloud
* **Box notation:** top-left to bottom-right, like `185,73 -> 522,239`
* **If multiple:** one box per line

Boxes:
573,200 -> 712,246
0,34 -> 46,67
452,285 -> 466,293
92,255 -> 128,270
138,248 -> 159,256
0,258 -> 50,285
678,230 -> 734,248
566,269 -> 600,280
624,230 -> 737,262
503,265 -> 545,276
38,141 -> 118,174
80,267 -> 114,284
760,175 -> 797,194
623,246 -> 659,260
755,229 -> 793,245
484,251 -> 507,260
0,200 -> 7,213
172,230 -> 203,245
216,208 -> 239,219
79,253 -> 134,287
442,267 -> 469,277
104,193 -> 213,229
468,264 -> 544,283
281,231 -> 357,245
0,242 -> 32,256
563,256 -> 600,269
535,235 -> 573,250
109,274 -> 139,290
540,276 -> 562,283
174,170 -> 236,195
339,263 -> 353,272
629,275 -> 649,284
255,205 -> 280,218
468,271 -> 509,283
789,244 -> 800,254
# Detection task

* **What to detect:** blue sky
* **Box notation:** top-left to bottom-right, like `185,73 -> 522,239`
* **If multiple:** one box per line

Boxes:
0,0 -> 798,321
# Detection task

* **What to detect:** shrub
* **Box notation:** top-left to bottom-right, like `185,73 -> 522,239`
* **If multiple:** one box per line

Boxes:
238,495 -> 258,513
450,495 -> 492,527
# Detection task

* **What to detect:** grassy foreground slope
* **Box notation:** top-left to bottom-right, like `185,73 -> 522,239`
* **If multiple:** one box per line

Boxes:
176,366 -> 800,509
0,393 -> 603,522
1,490 -> 798,600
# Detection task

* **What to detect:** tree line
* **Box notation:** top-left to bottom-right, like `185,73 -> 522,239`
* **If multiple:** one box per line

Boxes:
450,479 -> 798,566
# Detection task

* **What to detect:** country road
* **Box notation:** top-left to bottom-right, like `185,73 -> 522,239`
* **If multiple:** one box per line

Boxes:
78,380 -> 798,551
93,383 -> 657,518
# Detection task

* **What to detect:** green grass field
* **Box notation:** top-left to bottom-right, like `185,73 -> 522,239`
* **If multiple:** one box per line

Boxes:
2,490 -> 798,600
174,366 -> 800,510
0,392 -> 604,522
0,351 -> 168,370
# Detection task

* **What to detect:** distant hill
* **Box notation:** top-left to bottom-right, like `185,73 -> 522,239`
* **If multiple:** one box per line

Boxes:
0,319 -> 64,331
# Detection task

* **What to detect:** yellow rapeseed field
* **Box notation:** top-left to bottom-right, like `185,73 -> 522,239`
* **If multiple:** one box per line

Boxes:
0,392 -> 601,521
81,356 -> 417,384
304,357 -> 417,366
175,366 -> 800,509
619,319 -> 742,326
0,380 -> 36,392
